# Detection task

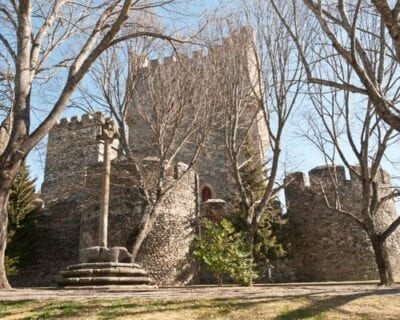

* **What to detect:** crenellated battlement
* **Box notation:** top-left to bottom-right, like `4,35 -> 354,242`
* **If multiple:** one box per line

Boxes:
283,164 -> 400,282
138,50 -> 204,72
136,26 -> 254,73
42,112 -> 117,201
285,165 -> 392,191
56,112 -> 106,128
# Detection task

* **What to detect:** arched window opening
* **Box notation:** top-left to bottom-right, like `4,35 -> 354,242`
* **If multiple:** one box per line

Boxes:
201,186 -> 212,202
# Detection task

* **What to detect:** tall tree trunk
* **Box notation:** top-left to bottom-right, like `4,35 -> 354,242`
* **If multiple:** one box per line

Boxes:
246,220 -> 257,287
130,202 -> 162,260
0,112 -> 12,156
0,174 -> 12,289
0,156 -> 23,289
371,236 -> 394,286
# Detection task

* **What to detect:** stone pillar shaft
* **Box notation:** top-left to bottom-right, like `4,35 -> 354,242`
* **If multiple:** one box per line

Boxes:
96,118 -> 119,248
99,139 -> 111,247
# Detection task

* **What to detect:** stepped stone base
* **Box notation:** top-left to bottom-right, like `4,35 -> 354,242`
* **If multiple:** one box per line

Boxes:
59,262 -> 155,287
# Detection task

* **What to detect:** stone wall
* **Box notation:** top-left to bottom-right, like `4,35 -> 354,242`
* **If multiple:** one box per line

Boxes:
280,165 -> 400,281
127,27 -> 268,201
79,158 -> 198,286
200,199 -> 226,223
11,199 -> 81,286
26,109 -> 400,286
28,154 -> 198,287
26,28 -> 273,287
41,112 -> 118,203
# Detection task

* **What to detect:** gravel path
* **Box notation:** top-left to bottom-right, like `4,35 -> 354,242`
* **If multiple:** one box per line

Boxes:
1,283 -> 400,301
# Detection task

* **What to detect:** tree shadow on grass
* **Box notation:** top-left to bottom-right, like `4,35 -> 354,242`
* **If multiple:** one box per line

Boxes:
0,300 -> 34,318
7,287 -> 400,320
276,288 -> 400,320
95,292 -> 330,319
18,300 -> 112,320
96,297 -> 274,319
10,294 -> 319,320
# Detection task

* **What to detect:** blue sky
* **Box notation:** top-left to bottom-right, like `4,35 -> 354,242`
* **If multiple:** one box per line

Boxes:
26,0 -> 400,209
27,0 -> 234,188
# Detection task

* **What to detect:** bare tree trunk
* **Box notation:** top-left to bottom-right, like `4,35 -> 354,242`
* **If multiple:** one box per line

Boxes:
130,202 -> 162,259
246,220 -> 258,287
0,173 -> 12,289
0,154 -> 24,289
0,112 -> 12,156
371,236 -> 394,286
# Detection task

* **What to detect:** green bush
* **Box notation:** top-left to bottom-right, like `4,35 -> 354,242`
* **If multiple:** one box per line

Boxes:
230,208 -> 286,269
191,218 -> 258,285
6,164 -> 39,275
228,139 -> 286,277
4,256 -> 18,275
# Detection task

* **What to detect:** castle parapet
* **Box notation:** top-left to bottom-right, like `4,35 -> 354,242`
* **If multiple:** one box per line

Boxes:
134,26 -> 254,74
285,171 -> 307,189
285,165 -> 396,206
349,165 -> 391,185
283,164 -> 400,282
56,112 -> 105,128
239,25 -> 253,36
43,112 -> 110,201
309,165 -> 346,187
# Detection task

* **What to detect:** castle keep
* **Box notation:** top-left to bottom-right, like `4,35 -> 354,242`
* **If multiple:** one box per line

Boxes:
15,28 -> 400,286
128,26 -> 268,202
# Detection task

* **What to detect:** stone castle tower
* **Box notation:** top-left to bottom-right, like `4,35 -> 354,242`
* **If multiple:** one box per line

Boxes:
280,165 -> 400,281
128,26 -> 268,202
29,114 -> 198,286
18,27 -> 400,287
20,28 -> 267,286
41,113 -> 118,202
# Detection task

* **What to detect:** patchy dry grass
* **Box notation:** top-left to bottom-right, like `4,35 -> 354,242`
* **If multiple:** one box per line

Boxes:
0,292 -> 399,320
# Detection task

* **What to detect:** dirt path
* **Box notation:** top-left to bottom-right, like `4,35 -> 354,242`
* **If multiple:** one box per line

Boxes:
1,283 -> 400,301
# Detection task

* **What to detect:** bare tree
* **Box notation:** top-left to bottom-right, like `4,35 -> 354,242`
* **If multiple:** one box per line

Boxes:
205,1 -> 305,283
77,40 -> 215,259
0,0 -> 188,290
303,82 -> 400,286
0,55 -> 14,156
270,0 -> 400,132
269,0 -> 400,286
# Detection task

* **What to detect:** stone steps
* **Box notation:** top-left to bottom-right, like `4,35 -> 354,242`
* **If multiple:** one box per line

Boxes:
66,262 -> 142,270
60,276 -> 154,286
61,268 -> 148,277
59,262 -> 154,287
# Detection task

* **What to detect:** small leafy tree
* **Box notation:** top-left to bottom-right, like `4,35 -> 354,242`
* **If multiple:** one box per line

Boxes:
191,219 -> 258,285
230,141 -> 286,276
6,164 -> 38,275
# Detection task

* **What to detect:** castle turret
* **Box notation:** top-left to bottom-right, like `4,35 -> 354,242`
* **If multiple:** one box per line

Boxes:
283,165 -> 400,281
26,113 -> 199,287
41,112 -> 118,203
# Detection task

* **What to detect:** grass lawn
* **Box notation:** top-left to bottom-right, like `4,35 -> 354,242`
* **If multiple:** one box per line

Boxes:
0,292 -> 399,320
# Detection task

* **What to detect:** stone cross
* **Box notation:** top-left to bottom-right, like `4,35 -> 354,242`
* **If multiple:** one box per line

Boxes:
97,118 -> 119,248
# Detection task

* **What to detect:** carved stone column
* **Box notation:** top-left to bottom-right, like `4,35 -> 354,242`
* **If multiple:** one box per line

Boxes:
96,118 -> 119,248
59,116 -> 154,287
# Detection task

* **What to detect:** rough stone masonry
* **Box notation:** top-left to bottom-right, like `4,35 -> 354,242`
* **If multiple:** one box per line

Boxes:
11,27 -> 400,286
